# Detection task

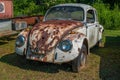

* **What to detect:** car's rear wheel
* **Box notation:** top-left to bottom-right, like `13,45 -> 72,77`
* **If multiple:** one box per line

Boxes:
72,44 -> 87,72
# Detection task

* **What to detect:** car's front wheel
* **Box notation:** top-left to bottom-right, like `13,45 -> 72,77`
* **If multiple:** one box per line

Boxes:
72,44 -> 87,72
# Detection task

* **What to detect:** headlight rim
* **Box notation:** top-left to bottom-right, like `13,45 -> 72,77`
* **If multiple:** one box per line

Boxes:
16,35 -> 25,47
58,39 -> 73,52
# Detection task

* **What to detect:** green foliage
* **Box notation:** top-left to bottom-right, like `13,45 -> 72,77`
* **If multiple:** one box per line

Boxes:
93,3 -> 120,30
13,0 -> 38,16
111,5 -> 120,29
13,0 -> 120,30
13,0 -> 75,16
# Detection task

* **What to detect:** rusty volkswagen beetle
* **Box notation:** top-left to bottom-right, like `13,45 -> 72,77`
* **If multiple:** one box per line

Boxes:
15,3 -> 104,72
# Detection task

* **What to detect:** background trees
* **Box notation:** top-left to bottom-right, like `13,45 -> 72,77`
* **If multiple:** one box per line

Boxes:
13,0 -> 120,30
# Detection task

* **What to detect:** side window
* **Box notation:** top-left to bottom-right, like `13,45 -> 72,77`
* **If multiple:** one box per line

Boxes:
87,10 -> 95,23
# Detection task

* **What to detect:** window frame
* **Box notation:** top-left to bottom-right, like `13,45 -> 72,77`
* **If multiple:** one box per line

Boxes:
44,6 -> 85,21
86,9 -> 95,23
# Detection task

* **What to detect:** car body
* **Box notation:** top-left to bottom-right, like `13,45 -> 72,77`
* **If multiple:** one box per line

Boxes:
15,3 -> 104,72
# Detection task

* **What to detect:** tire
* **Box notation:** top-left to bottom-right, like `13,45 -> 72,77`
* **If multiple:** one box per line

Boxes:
72,44 -> 87,72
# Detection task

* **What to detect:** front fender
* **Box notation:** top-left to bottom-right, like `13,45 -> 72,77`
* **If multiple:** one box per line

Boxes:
54,33 -> 87,63
15,28 -> 30,55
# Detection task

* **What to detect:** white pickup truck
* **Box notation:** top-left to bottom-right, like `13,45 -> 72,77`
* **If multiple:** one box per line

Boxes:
15,3 -> 104,72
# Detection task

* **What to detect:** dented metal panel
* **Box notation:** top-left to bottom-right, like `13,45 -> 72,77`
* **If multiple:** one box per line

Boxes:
29,20 -> 83,54
54,33 -> 86,63
12,15 -> 43,26
15,28 -> 30,55
26,48 -> 55,62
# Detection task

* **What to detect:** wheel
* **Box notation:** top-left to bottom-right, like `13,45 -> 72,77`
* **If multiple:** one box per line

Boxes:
72,44 -> 87,72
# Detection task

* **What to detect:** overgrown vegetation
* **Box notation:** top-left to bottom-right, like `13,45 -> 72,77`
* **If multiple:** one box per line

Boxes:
93,3 -> 120,30
13,0 -> 75,16
13,0 -> 120,30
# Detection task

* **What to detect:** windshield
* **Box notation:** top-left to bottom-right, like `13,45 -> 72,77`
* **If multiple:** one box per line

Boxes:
45,6 -> 84,21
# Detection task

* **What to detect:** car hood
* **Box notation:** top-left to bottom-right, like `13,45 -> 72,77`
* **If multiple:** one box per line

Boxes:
29,20 -> 83,54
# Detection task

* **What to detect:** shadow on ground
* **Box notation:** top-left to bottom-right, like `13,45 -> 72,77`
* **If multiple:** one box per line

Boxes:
0,35 -> 120,78
0,53 -> 71,73
91,36 -> 120,80
0,34 -> 17,45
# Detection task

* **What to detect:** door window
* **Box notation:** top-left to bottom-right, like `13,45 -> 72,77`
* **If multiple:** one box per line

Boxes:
87,10 -> 95,23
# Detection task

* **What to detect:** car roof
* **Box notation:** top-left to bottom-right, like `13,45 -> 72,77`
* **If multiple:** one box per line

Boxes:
53,3 -> 94,10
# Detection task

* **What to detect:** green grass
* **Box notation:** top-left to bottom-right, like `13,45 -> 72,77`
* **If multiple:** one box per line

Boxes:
0,30 -> 120,80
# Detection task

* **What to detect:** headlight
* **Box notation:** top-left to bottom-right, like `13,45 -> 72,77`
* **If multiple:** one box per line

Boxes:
16,35 -> 25,47
58,40 -> 73,52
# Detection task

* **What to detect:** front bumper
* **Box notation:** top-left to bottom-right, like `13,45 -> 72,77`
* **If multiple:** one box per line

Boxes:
16,40 -> 80,63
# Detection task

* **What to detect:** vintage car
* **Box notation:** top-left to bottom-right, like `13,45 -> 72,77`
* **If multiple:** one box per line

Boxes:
15,3 -> 104,72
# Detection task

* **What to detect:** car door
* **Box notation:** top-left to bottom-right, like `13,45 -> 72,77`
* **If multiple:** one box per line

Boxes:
86,9 -> 99,48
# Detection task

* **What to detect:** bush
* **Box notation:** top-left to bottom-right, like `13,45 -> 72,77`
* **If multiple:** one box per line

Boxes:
13,0 -> 74,16
13,0 -> 120,30
93,3 -> 120,30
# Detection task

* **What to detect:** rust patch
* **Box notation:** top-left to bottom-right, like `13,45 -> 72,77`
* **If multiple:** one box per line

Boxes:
12,15 -> 43,26
64,32 -> 85,41
43,56 -> 47,62
19,28 -> 30,40
29,20 -> 83,54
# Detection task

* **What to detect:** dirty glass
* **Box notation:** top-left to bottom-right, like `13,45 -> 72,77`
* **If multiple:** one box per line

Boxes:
45,6 -> 84,21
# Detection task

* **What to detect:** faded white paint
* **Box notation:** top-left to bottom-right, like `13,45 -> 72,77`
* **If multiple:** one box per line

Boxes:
15,3 -> 104,63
